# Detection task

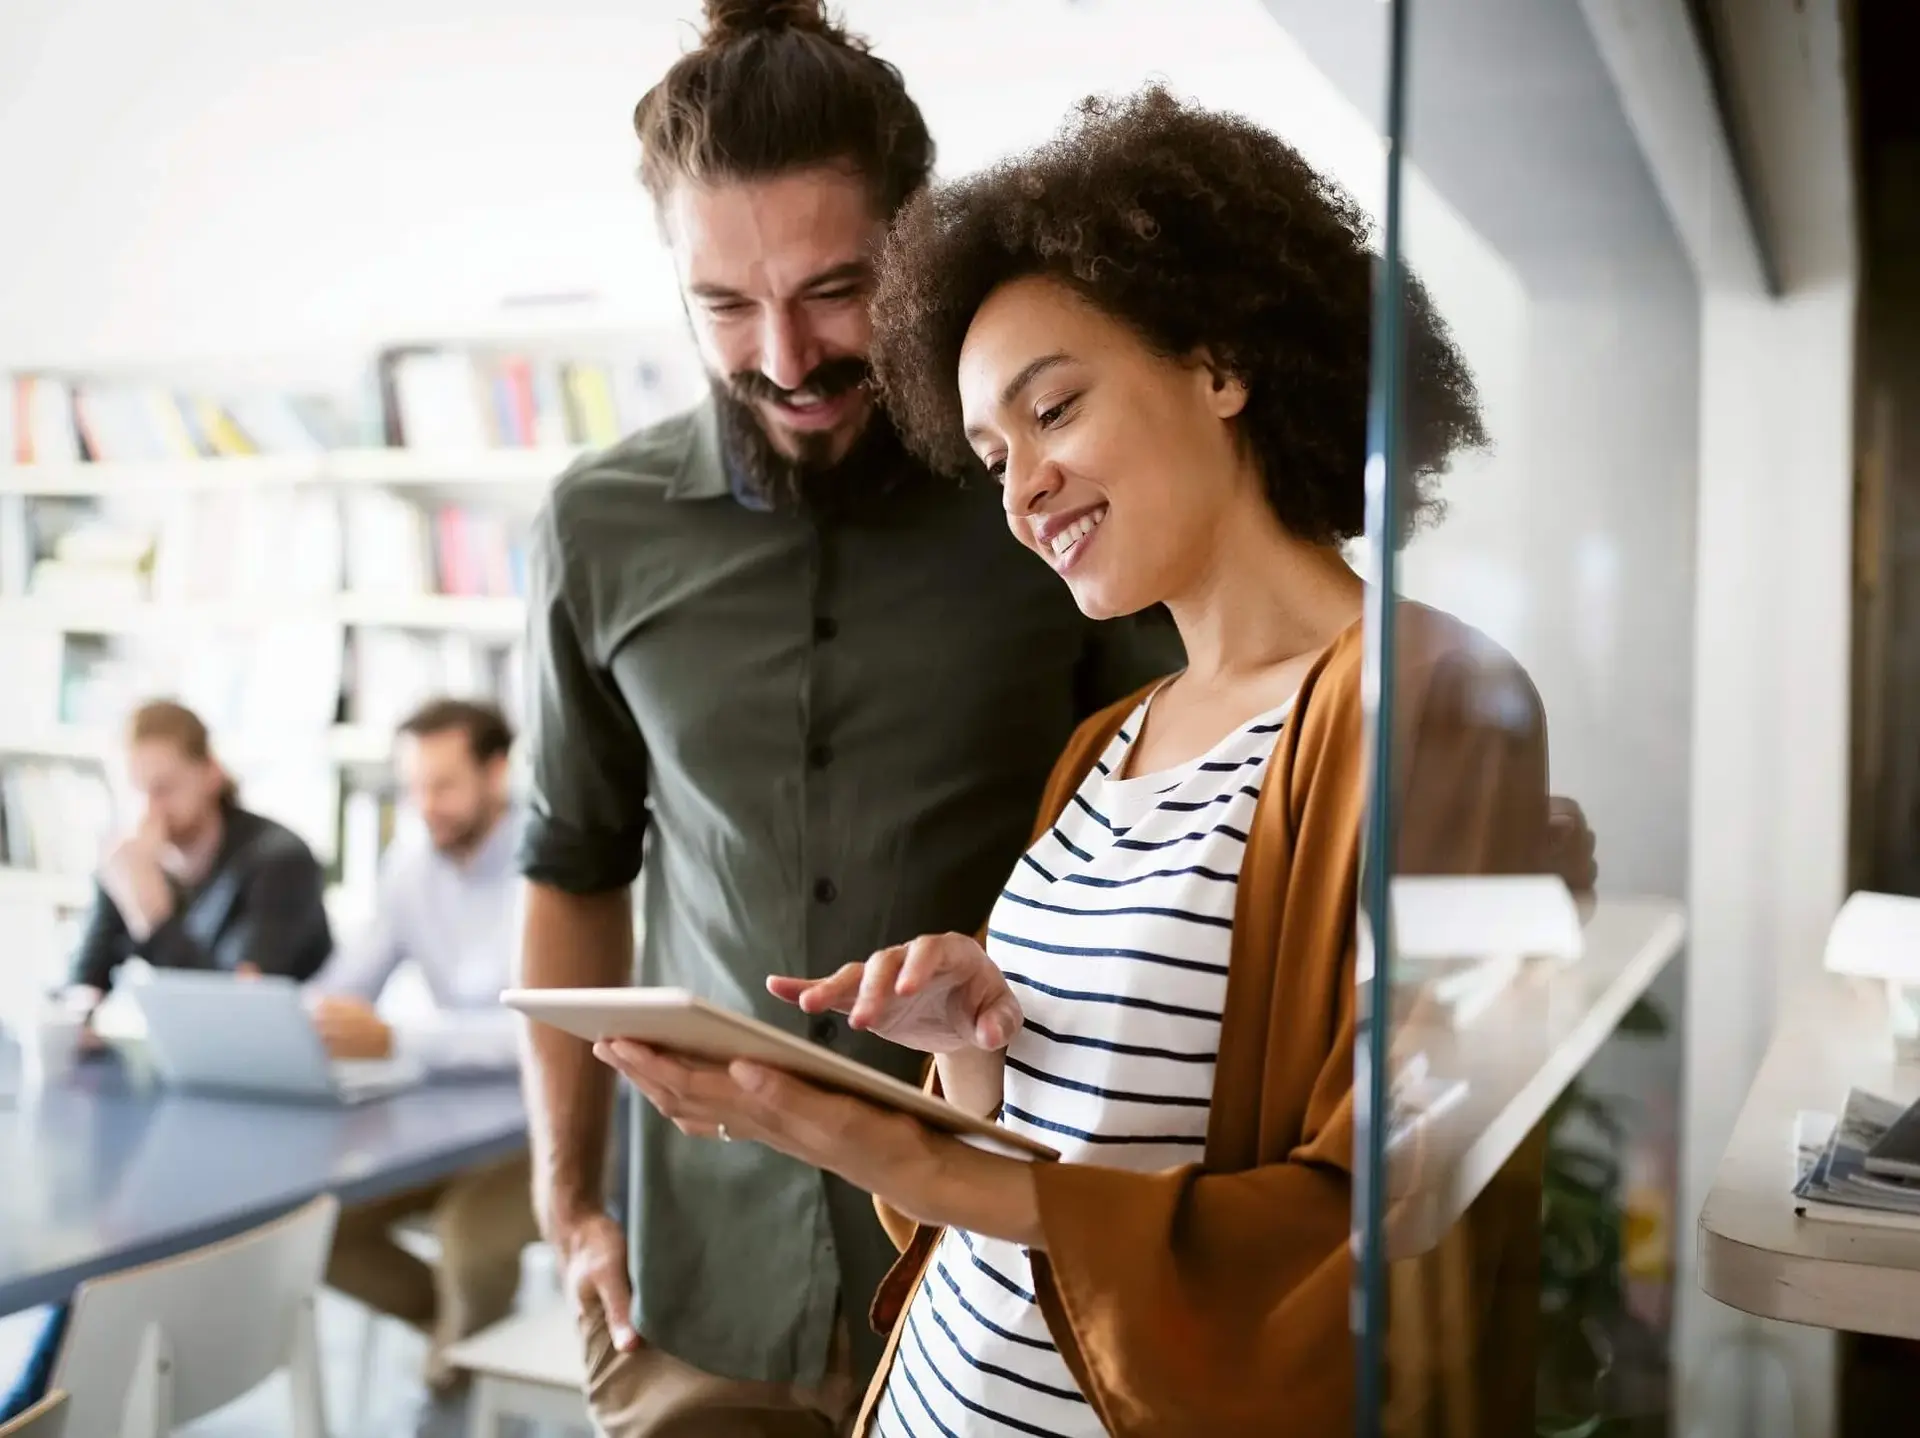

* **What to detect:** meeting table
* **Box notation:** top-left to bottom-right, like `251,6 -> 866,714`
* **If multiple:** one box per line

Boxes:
0,1043 -> 528,1316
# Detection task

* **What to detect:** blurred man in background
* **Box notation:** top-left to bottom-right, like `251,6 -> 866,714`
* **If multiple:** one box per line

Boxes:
70,697 -> 331,1001
4,697 -> 333,1423
311,697 -> 538,1394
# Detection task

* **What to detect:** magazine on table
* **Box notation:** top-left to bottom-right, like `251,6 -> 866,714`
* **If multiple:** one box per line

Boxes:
1792,1087 -> 1920,1228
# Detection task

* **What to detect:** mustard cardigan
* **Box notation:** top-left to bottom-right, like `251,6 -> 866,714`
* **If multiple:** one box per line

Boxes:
859,604 -> 1552,1437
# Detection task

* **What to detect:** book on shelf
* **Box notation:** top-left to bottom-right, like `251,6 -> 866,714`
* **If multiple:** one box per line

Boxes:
7,375 -> 83,464
379,343 -> 680,452
4,486 -> 521,611
342,490 -> 527,601
5,373 -> 368,465
6,483 -> 343,605
14,494 -> 153,603
343,487 -> 526,599
0,759 -> 114,880
336,783 -> 402,900
59,634 -> 143,727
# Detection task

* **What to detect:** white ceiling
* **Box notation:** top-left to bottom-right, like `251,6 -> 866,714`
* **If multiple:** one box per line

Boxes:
0,0 -> 1406,366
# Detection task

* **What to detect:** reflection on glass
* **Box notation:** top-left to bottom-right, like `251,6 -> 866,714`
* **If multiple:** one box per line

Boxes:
1351,1 -> 1694,1434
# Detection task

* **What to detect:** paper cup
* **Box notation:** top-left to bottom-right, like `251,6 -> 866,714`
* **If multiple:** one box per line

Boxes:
18,1004 -> 85,1091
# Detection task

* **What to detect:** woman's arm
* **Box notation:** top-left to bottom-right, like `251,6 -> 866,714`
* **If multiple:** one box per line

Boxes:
595,1041 -> 1044,1247
933,1047 -> 1005,1118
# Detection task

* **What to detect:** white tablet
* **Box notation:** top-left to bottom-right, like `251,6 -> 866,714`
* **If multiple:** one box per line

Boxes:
502,986 -> 1057,1162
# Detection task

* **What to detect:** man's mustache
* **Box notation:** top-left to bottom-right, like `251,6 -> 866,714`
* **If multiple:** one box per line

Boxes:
727,358 -> 872,409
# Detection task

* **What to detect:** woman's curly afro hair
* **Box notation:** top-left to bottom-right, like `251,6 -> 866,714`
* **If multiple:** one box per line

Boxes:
870,86 -> 1488,544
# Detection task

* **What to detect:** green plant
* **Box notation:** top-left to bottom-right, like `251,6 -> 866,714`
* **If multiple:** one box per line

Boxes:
1535,995 -> 1668,1438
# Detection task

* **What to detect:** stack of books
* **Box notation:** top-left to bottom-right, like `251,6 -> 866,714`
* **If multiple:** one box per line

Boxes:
12,495 -> 154,604
1793,1088 -> 1920,1228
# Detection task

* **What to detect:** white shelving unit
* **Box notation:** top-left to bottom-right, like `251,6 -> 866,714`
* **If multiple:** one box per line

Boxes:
0,865 -> 94,908
0,446 -> 560,922
0,447 -> 584,496
0,723 -> 394,768
0,592 -> 526,639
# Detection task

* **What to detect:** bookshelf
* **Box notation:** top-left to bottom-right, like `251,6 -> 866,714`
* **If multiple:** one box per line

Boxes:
0,340 -> 699,992
0,722 -> 394,768
0,592 -> 526,639
0,446 -> 585,497
0,454 -> 540,901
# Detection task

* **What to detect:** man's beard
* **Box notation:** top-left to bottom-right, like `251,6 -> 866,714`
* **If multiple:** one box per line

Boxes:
713,359 -> 914,515
429,805 -> 497,860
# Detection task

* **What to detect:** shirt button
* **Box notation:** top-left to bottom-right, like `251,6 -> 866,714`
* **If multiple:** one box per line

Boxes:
813,615 -> 838,642
807,742 -> 834,770
810,1014 -> 842,1047
813,878 -> 838,904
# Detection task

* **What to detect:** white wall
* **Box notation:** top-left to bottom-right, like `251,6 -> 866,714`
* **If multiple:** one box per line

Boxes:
1681,282 -> 1855,1438
0,0 -> 683,369
0,0 -> 1510,377
1692,34 -> 1856,1438
1584,1 -> 1858,1434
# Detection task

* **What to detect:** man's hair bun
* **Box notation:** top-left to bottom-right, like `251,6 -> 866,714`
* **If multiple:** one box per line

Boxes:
702,0 -> 833,44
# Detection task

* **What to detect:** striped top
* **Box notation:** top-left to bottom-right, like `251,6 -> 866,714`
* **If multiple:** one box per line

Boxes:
872,691 -> 1290,1438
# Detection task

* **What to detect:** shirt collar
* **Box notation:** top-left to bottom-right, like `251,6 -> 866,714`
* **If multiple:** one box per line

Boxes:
665,396 -> 780,511
665,398 -> 735,502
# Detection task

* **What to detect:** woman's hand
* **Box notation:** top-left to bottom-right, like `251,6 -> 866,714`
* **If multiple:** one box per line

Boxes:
766,932 -> 1022,1055
593,1040 -> 1044,1247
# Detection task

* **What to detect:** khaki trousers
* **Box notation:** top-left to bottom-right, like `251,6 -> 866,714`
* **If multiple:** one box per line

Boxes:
325,1153 -> 540,1390
578,1308 -> 860,1438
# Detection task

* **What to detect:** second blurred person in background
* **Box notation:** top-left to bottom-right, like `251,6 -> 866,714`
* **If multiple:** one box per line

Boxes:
311,698 -> 538,1394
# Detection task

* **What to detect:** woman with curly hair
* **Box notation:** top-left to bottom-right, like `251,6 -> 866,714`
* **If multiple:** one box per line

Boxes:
602,86 -> 1552,1435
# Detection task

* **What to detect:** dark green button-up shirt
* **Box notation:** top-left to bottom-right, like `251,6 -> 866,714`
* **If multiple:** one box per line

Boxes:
518,400 -> 1182,1386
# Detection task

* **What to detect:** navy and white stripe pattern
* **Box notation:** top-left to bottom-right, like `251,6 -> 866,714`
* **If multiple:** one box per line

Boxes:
873,693 -> 1289,1437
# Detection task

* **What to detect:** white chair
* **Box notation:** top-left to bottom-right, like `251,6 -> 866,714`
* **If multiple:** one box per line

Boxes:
442,1305 -> 589,1438
0,1391 -> 68,1438
346,1209 -> 443,1433
48,1195 -> 337,1438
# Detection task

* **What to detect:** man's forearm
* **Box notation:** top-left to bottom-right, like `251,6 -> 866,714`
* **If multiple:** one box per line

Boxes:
519,880 -> 633,1234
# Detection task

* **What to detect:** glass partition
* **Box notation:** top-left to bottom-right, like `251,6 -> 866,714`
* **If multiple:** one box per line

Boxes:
1352,1 -> 1696,1433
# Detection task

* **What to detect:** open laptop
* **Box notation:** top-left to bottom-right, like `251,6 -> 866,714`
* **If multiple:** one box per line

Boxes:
126,969 -> 423,1105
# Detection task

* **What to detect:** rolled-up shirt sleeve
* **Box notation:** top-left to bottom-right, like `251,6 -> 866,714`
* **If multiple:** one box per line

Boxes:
517,488 -> 651,893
